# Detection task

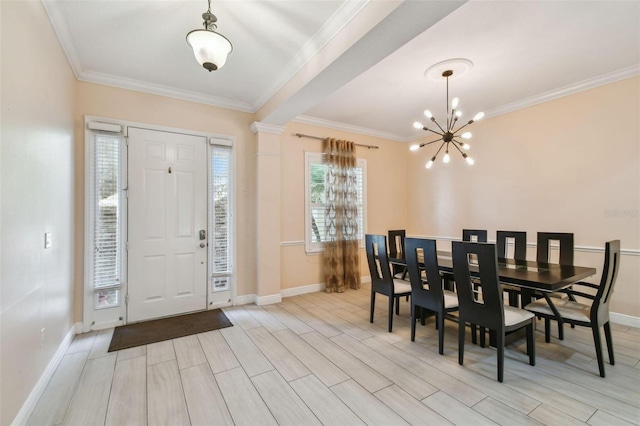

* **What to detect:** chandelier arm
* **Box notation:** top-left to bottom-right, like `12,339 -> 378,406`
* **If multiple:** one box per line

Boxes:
431,119 -> 447,134
450,140 -> 466,156
423,138 -> 444,147
432,141 -> 447,159
424,128 -> 444,137
451,121 -> 472,135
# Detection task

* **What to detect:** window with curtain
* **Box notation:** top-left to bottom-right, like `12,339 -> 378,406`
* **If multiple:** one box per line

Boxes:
304,152 -> 367,253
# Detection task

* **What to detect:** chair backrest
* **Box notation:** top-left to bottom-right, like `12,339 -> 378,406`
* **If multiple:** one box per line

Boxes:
462,229 -> 488,243
365,234 -> 394,296
388,230 -> 406,257
496,231 -> 527,261
537,232 -> 574,265
405,237 -> 444,312
452,241 -> 504,331
592,240 -> 621,324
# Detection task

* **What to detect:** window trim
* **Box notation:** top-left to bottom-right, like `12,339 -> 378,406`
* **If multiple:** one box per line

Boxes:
304,152 -> 367,254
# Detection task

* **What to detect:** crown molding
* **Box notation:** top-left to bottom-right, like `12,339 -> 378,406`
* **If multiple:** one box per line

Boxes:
250,122 -> 286,135
293,115 -> 408,142
77,70 -> 254,112
251,0 -> 370,111
484,64 -> 640,119
42,0 -> 82,79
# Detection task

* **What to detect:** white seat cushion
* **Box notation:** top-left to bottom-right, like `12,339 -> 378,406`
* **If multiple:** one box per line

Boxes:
504,305 -> 535,327
525,298 -> 590,323
393,279 -> 412,295
443,289 -> 459,309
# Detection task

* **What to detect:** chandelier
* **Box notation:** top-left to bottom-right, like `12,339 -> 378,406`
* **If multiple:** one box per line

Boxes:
186,0 -> 233,72
410,69 -> 484,168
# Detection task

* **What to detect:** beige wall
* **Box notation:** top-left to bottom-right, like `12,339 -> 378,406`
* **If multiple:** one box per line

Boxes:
407,76 -> 640,317
0,1 -> 76,423
73,82 -> 258,320
280,121 -> 409,289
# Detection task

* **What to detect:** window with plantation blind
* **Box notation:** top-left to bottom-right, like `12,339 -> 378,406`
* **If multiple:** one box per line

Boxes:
305,152 -> 367,253
209,143 -> 232,293
88,132 -> 124,310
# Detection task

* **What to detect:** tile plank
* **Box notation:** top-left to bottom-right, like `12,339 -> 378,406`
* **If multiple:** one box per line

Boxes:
246,326 -> 311,381
62,353 -> 116,426
252,370 -> 321,425
105,355 -> 146,426
220,326 -> 273,377
422,391 -> 498,426
198,330 -> 240,373
27,352 -> 88,426
374,385 -> 454,426
181,363 -> 233,426
173,335 -> 207,370
88,328 -> 115,360
331,380 -> 410,426
146,340 -> 175,365
147,360 -> 190,426
289,375 -> 364,426
215,367 -> 278,426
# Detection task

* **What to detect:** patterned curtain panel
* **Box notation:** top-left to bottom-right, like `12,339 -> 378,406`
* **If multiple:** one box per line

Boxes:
323,138 -> 361,293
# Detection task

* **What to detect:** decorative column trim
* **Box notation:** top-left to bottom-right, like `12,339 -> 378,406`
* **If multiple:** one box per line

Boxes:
250,122 -> 286,135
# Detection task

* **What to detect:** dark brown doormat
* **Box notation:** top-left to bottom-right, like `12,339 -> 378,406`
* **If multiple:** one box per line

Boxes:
108,309 -> 233,352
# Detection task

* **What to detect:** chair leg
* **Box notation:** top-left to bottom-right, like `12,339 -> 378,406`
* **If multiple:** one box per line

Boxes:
471,324 -> 477,345
557,320 -> 564,340
437,312 -> 445,355
496,332 -> 505,383
388,295 -> 394,332
544,318 -> 551,343
604,322 -> 615,366
527,321 -> 536,366
370,291 -> 376,323
411,304 -> 416,342
479,326 -> 486,348
458,321 -> 465,365
592,325 -> 606,378
420,308 -> 426,326
395,296 -> 400,315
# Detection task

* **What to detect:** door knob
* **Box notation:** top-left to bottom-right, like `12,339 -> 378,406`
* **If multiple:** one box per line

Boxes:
200,242 -> 206,248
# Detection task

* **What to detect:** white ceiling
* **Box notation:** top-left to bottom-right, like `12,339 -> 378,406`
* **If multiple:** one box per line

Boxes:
44,0 -> 640,141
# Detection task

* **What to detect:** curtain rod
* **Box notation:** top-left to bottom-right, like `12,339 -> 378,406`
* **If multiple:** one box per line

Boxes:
294,133 -> 379,149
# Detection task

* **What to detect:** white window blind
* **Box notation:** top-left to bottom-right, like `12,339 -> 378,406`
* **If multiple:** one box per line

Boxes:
91,134 -> 122,309
305,153 -> 367,253
209,145 -> 232,292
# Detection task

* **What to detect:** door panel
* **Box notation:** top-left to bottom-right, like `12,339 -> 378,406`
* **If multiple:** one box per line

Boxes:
128,128 -> 207,322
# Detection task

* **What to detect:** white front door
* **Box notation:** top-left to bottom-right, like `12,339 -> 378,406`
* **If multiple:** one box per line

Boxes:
127,128 -> 208,322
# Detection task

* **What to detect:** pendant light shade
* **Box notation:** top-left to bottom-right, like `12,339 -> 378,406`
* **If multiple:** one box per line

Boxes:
186,0 -> 232,72
186,29 -> 232,71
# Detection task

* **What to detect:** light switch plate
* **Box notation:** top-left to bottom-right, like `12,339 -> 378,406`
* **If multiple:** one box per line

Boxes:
44,232 -> 52,249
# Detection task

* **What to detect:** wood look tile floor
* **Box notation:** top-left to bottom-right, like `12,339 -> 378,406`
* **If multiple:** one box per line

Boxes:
29,283 -> 640,426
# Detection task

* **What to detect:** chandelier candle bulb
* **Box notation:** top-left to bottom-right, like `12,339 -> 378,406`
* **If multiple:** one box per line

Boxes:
426,158 -> 435,169
409,144 -> 420,151
461,132 -> 472,139
463,143 -> 470,150
443,152 -> 450,163
413,121 -> 423,129
473,112 -> 485,122
451,97 -> 459,109
424,110 -> 433,119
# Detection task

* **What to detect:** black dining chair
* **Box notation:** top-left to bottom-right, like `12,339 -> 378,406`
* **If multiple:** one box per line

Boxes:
365,234 -> 412,332
525,240 -> 620,377
497,231 -> 527,307
388,229 -> 407,279
536,232 -> 576,339
405,237 -> 459,353
452,241 -> 536,382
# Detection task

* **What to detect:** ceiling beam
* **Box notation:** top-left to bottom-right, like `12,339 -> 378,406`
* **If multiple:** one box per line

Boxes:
256,0 -> 467,126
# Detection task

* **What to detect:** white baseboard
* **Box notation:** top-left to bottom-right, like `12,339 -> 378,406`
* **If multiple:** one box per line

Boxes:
610,312 -> 640,328
281,283 -> 326,298
256,294 -> 282,306
234,294 -> 256,305
12,323 -> 79,426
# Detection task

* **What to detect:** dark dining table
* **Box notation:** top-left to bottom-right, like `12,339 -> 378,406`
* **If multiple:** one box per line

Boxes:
389,251 -> 596,304
389,251 -> 597,344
